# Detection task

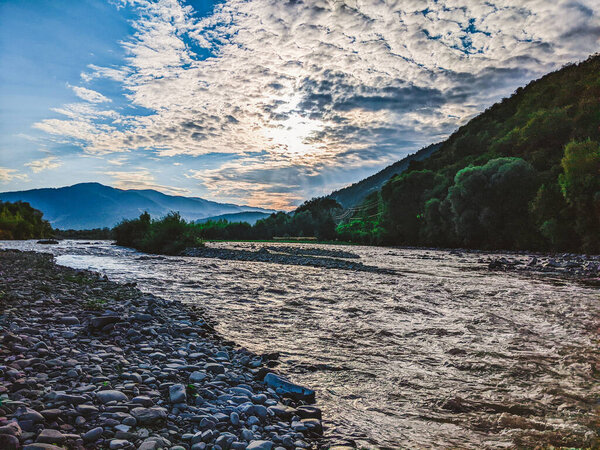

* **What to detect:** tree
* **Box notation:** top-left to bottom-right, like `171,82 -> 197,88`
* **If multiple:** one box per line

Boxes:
558,139 -> 600,252
445,157 -> 539,249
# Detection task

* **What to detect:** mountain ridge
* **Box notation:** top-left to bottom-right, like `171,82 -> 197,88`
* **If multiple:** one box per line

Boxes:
0,182 -> 273,230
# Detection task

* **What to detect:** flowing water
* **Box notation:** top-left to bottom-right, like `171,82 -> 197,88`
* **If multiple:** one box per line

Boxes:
2,240 -> 599,449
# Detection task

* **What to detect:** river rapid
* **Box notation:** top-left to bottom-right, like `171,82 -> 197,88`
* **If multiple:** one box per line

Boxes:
2,240 -> 599,449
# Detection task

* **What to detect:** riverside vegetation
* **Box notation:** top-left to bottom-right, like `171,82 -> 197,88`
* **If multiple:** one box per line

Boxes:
112,55 -> 600,255
0,250 -> 326,450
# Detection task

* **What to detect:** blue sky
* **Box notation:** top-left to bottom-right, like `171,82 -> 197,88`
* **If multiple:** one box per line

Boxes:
1,0 -> 599,209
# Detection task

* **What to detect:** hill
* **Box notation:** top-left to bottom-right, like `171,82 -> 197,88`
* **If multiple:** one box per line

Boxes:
0,201 -> 53,239
0,183 -> 272,230
196,211 -> 272,225
338,54 -> 600,253
328,143 -> 440,207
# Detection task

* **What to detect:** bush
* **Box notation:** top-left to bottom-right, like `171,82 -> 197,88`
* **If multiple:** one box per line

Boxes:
113,212 -> 204,255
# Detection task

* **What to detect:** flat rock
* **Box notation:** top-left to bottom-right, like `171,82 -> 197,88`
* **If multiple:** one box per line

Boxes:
97,390 -> 128,404
36,429 -> 66,444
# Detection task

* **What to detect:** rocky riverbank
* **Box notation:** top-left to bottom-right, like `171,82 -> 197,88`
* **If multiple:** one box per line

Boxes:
482,252 -> 600,284
0,250 -> 326,450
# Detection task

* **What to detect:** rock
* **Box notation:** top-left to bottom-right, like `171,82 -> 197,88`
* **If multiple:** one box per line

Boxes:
133,313 -> 153,322
109,439 -> 130,449
15,407 -> 44,423
97,390 -> 128,404
82,427 -> 104,442
91,315 -> 121,328
296,405 -> 322,420
169,384 -> 187,403
37,239 -> 59,245
204,363 -> 225,374
36,429 -> 66,444
132,396 -> 154,407
263,373 -> 315,403
131,407 -> 167,425
59,316 -> 80,325
230,412 -> 239,426
246,441 -> 274,450
23,445 -> 64,450
0,422 -> 22,437
137,441 -> 159,450
76,404 -> 99,416
189,371 -> 207,383
0,434 -> 20,450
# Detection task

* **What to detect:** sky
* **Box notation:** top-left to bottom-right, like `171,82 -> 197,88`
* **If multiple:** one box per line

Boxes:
1,0 -> 599,209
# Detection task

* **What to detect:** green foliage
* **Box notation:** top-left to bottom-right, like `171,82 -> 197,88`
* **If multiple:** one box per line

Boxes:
558,139 -> 600,252
0,201 -> 53,240
339,55 -> 600,252
114,212 -> 205,255
83,298 -> 107,310
444,158 -> 539,249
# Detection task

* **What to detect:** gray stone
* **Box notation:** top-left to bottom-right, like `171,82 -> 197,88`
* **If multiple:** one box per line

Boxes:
169,384 -> 187,404
97,390 -> 128,404
131,407 -> 167,425
82,426 -> 104,442
204,363 -> 225,374
109,439 -> 130,449
91,315 -> 121,328
246,441 -> 273,450
36,429 -> 66,444
59,316 -> 80,325
189,371 -> 207,383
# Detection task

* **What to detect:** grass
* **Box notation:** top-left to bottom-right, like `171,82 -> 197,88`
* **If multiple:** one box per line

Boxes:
83,298 -> 107,310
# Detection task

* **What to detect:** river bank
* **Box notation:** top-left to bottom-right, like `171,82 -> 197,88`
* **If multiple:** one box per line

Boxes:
0,250 -> 326,450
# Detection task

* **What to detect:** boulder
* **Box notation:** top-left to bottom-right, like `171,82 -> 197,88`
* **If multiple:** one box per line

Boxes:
263,373 -> 315,403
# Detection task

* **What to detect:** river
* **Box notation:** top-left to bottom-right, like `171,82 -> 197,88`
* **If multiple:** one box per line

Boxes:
2,240 -> 599,449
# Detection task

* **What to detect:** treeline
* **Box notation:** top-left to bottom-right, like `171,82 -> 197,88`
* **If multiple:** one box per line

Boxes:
0,201 -> 53,239
338,55 -> 600,253
113,197 -> 342,254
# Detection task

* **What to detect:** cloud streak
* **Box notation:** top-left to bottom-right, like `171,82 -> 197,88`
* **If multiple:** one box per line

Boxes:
25,156 -> 63,173
32,0 -> 600,208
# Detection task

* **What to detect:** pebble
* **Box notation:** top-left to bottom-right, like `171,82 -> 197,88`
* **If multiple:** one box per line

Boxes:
0,251 -> 323,450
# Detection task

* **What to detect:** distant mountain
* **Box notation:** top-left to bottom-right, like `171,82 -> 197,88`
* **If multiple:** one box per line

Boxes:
196,211 -> 272,225
0,183 -> 273,230
328,143 -> 440,207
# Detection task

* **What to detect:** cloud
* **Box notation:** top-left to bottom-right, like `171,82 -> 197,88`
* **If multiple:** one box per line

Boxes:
0,167 -> 29,183
25,156 -> 63,173
32,0 -> 600,207
68,84 -> 112,103
104,169 -> 191,195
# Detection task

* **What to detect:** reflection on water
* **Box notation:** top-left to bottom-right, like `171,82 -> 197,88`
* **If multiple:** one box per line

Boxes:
2,240 -> 599,449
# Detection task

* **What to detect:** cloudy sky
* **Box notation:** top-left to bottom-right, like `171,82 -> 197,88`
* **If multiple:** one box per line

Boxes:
1,0 -> 599,209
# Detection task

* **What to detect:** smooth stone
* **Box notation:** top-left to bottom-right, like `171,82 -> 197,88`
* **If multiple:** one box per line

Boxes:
131,407 -> 167,425
263,373 -> 315,403
97,390 -> 128,404
109,439 -> 130,449
59,316 -> 80,325
36,429 -> 66,444
246,440 -> 274,450
189,371 -> 207,383
91,315 -> 121,328
169,384 -> 187,404
0,434 -> 20,450
82,426 -> 104,442
23,445 -> 64,450
204,363 -> 225,374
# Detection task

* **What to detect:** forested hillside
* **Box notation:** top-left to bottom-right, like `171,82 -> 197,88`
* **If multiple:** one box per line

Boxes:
0,201 -> 53,239
338,55 -> 600,253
